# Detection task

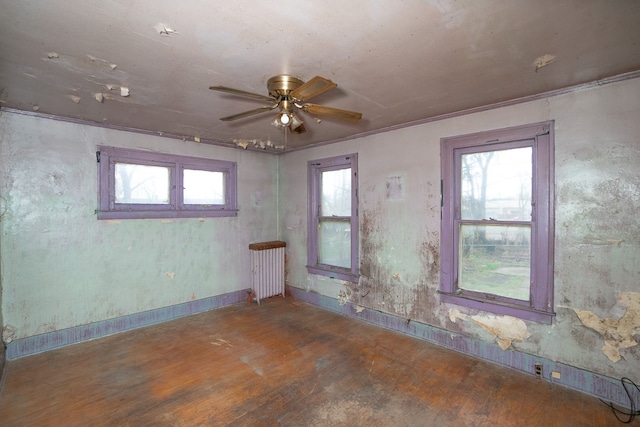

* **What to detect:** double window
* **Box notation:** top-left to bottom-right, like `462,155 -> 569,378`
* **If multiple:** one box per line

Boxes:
440,122 -> 554,323
307,154 -> 359,281
97,146 -> 238,219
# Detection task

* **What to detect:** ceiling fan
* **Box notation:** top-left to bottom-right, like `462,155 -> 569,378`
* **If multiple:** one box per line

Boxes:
209,75 -> 362,134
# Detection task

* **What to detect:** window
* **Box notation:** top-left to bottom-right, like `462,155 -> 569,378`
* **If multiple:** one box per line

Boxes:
440,122 -> 554,323
307,154 -> 359,281
97,146 -> 238,219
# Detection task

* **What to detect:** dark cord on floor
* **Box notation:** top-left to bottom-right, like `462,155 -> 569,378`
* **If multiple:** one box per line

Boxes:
600,377 -> 640,423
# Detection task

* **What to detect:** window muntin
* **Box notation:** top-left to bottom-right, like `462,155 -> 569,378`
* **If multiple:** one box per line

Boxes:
97,146 -> 237,219
308,154 -> 359,281
440,122 -> 554,323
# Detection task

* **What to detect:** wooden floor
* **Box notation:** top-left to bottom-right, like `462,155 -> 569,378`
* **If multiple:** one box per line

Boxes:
0,297 -> 633,426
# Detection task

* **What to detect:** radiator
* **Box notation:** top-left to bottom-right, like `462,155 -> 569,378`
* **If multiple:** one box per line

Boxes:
249,241 -> 286,304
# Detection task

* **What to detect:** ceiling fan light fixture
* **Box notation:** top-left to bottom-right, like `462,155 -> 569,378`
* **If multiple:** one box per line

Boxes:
290,112 -> 304,131
279,111 -> 290,125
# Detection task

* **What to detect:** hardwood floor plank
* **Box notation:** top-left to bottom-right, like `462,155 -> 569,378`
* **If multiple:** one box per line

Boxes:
0,298 -> 634,426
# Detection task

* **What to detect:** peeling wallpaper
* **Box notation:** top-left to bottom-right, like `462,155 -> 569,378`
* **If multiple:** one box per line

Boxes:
280,77 -> 640,380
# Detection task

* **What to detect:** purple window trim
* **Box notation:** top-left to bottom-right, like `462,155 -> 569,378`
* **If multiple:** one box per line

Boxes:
307,153 -> 359,281
440,121 -> 555,323
97,145 -> 238,220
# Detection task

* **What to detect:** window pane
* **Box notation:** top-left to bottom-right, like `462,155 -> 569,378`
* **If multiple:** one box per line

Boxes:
461,147 -> 532,221
318,219 -> 351,268
458,224 -> 531,301
183,169 -> 224,205
115,163 -> 170,204
321,168 -> 351,216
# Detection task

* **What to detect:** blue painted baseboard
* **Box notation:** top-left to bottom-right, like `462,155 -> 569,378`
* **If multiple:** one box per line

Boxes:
286,285 -> 633,410
6,289 -> 247,360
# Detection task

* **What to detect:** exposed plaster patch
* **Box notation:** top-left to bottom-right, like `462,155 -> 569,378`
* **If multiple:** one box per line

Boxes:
448,308 -> 468,323
233,138 -> 280,150
533,54 -> 556,72
166,272 -> 175,279
87,54 -> 117,71
193,136 -> 200,142
46,52 -> 59,59
354,305 -> 365,314
32,105 -> 39,111
153,23 -> 177,35
66,94 -> 81,103
471,315 -> 531,350
337,289 -> 352,306
386,175 -> 403,200
235,140 -> 249,149
574,292 -> 640,363
93,92 -> 104,103
2,324 -> 17,344
120,87 -> 130,97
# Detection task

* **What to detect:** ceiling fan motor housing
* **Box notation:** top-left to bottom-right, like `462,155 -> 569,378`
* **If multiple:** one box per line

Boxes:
267,75 -> 304,99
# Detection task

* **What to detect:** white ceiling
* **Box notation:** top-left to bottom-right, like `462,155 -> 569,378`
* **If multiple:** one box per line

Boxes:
1,1 -> 640,151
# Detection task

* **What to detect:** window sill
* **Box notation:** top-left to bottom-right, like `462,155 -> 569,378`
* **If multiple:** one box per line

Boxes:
97,209 -> 239,220
307,265 -> 359,283
439,292 -> 554,324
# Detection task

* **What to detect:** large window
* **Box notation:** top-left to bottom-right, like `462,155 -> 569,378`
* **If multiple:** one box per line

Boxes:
307,154 -> 359,281
97,146 -> 238,219
440,122 -> 554,323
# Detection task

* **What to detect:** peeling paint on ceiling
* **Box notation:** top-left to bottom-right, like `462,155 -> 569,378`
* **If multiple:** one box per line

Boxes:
1,1 -> 639,150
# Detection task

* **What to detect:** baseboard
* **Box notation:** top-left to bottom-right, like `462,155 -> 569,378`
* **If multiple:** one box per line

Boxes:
6,289 -> 247,360
286,285 -> 632,409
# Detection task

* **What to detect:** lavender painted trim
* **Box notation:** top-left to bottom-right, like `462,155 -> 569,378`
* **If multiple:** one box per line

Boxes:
6,289 -> 246,360
287,286 -> 633,410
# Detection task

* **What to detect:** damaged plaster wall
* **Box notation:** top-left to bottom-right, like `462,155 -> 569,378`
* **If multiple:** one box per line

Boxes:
0,112 -> 278,341
280,76 -> 640,380
574,292 -> 640,363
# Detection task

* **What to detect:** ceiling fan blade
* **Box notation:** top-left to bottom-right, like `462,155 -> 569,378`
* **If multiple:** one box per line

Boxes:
220,104 -> 278,121
290,76 -> 337,101
209,85 -> 275,102
302,103 -> 362,122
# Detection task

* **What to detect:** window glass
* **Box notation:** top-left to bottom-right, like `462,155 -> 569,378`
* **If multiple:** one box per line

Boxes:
321,168 -> 351,216
183,169 -> 224,205
458,224 -> 531,301
461,147 -> 532,221
115,163 -> 170,204
318,219 -> 351,268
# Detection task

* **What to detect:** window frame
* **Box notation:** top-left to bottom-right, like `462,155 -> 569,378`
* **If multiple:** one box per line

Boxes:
307,153 -> 359,282
97,145 -> 238,220
439,122 -> 555,323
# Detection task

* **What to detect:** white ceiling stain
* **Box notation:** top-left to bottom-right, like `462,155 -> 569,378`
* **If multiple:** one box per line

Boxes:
0,1 -> 639,150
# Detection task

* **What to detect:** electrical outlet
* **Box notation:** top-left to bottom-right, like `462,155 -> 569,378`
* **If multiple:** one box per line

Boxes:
534,363 -> 543,377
